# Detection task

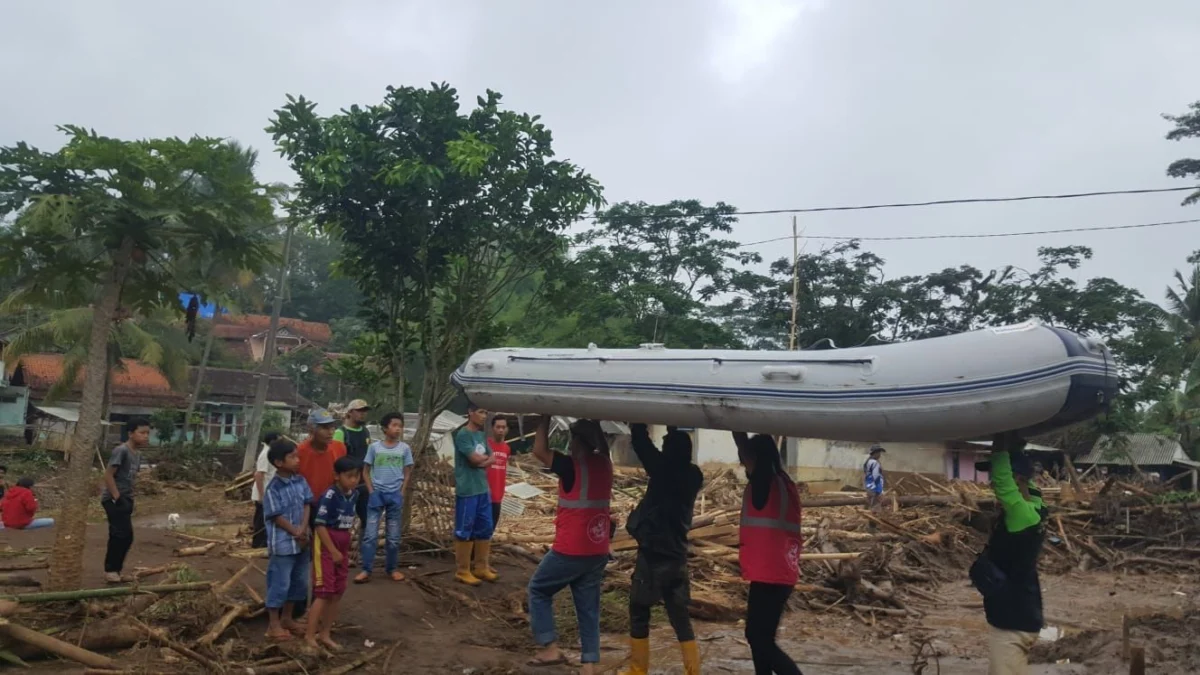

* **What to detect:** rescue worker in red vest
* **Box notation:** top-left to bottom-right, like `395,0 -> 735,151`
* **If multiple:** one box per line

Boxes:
526,416 -> 613,674
733,431 -> 804,675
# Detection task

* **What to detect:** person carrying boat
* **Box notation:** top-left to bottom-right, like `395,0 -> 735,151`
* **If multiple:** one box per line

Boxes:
619,424 -> 703,675
971,432 -> 1046,675
526,416 -> 613,674
732,432 -> 804,675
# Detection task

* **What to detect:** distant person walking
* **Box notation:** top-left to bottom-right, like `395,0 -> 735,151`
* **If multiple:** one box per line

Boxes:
452,404 -> 497,585
486,416 -> 511,528
733,432 -> 803,675
332,399 -> 372,530
526,416 -> 613,674
863,444 -> 886,512
251,431 -> 282,549
101,419 -> 150,583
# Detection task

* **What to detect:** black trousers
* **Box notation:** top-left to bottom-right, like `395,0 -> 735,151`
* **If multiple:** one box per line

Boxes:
491,502 -> 502,529
354,483 -> 369,529
251,502 -> 267,549
102,498 -> 135,574
746,582 -> 802,675
629,551 -> 694,642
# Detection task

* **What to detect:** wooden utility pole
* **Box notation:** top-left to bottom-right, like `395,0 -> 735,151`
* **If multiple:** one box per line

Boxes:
780,216 -> 801,466
241,221 -> 295,472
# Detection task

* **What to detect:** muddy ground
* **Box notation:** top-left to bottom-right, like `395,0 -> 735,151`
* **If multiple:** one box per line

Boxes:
2,488 -> 1196,673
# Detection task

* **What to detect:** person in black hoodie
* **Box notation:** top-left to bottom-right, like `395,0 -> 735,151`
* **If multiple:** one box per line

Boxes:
974,432 -> 1046,675
619,424 -> 704,675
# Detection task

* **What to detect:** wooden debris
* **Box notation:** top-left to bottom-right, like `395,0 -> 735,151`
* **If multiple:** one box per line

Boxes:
173,542 -> 218,557
0,617 -> 114,668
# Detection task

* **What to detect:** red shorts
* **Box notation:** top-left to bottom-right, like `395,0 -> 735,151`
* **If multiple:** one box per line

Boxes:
313,528 -> 350,598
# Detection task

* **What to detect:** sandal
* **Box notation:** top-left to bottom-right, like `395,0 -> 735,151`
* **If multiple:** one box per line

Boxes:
353,571 -> 371,584
265,631 -> 293,643
389,570 -> 406,582
527,654 -> 569,667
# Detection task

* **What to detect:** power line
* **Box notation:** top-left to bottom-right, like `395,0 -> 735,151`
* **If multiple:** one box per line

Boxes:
737,217 -> 1200,247
583,185 -> 1198,220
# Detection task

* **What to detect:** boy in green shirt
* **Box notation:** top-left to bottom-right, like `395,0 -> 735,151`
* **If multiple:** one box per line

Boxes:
452,404 -> 496,586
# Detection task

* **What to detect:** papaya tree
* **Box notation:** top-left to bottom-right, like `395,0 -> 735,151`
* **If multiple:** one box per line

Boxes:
0,127 -> 277,589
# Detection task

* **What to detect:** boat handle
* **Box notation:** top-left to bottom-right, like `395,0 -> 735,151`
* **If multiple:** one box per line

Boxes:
472,361 -> 496,372
761,366 -> 806,381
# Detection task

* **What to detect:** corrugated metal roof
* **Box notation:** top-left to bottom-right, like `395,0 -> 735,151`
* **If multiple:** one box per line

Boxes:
1075,434 -> 1194,467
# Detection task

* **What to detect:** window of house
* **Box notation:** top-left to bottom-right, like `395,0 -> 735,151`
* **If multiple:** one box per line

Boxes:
221,412 -> 237,437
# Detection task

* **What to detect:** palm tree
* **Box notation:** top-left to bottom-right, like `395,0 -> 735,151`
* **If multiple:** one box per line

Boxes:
1159,263 -> 1200,371
3,305 -> 194,417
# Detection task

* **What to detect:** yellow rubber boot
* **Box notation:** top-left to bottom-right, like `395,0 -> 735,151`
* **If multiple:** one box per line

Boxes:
472,540 -> 499,582
680,640 -> 701,675
454,540 -> 481,586
618,637 -> 649,675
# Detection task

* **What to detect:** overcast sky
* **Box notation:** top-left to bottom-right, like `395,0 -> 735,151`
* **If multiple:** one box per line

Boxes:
5,1 -> 1200,305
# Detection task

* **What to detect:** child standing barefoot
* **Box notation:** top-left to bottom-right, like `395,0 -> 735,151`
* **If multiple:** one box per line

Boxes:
307,456 -> 361,651
262,440 -> 312,642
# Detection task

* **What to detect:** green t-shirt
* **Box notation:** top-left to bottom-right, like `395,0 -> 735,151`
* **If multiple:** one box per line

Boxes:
453,428 -> 490,497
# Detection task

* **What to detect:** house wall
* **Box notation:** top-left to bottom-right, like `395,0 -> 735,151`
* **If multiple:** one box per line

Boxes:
787,438 -> 947,485
0,385 -> 29,435
945,449 -> 990,483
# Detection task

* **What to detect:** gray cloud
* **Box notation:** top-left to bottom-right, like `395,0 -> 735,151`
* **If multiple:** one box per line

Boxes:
4,0 -> 1199,303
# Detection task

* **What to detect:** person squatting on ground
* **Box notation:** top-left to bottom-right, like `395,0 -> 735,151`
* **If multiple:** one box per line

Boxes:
356,412 -> 413,583
971,432 -> 1047,675
733,431 -> 804,675
487,415 -> 512,528
262,439 -> 312,642
298,408 -> 347,529
453,404 -> 499,586
1,477 -> 54,530
332,399 -> 372,531
102,418 -> 149,584
307,456 -> 361,651
863,443 -> 885,513
526,416 -> 613,673
252,431 -> 282,549
619,424 -> 704,675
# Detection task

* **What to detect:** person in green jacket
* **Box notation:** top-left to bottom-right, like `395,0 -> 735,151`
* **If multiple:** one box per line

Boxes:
980,432 -> 1046,675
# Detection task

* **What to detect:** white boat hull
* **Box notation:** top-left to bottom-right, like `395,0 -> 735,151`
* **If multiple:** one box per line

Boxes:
451,321 -> 1116,442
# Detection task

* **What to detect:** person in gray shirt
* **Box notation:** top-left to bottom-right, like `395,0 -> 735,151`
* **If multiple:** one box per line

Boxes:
102,418 -> 149,583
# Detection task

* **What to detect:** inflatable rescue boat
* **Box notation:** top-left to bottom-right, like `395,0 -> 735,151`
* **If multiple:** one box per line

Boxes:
450,321 -> 1117,442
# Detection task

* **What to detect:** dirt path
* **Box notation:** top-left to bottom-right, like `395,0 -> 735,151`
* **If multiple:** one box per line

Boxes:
3,501 -> 1196,673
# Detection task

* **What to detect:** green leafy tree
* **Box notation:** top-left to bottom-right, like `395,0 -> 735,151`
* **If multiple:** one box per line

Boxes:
0,127 -> 276,590
1165,101 -> 1200,205
268,84 -> 602,450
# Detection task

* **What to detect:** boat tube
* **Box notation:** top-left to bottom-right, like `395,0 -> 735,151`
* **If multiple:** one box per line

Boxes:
450,321 -> 1117,442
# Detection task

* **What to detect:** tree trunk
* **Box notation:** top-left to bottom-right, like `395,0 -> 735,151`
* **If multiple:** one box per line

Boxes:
48,236 -> 135,591
182,305 -> 219,441
242,223 -> 294,472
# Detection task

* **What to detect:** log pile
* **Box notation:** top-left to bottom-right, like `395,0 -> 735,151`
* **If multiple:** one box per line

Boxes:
464,455 -> 1200,625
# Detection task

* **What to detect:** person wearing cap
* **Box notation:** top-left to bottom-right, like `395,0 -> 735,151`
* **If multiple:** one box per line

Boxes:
333,400 -> 372,531
452,404 -> 498,586
973,432 -> 1046,675
526,416 -> 613,673
863,444 -> 886,513
297,408 -> 347,529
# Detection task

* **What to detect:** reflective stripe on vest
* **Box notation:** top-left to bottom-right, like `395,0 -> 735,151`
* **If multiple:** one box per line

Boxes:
741,474 -> 802,534
557,455 -> 612,509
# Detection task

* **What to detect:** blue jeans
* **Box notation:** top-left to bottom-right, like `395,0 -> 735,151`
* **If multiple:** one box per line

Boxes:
454,493 -> 494,541
527,550 -> 608,664
361,489 -> 403,574
24,518 -> 54,529
266,552 -> 310,609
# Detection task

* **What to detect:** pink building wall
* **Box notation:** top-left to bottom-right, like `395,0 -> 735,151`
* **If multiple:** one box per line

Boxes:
945,450 -> 989,483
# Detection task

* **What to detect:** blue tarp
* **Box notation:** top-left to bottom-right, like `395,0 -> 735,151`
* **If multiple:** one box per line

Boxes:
178,292 -> 225,319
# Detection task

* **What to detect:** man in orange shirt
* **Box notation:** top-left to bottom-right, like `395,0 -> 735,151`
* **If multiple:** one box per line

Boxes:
297,408 -> 347,528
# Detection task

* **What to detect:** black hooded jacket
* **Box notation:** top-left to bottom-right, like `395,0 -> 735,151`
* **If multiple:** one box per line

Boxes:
626,424 -> 704,561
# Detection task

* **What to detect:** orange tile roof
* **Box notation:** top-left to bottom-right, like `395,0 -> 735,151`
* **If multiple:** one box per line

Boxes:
17,353 -> 184,406
209,314 -> 332,344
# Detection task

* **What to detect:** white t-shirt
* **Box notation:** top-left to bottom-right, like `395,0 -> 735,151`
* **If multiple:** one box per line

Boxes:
251,444 -> 276,503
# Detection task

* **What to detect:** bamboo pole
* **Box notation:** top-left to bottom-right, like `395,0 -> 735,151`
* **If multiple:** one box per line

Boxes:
0,581 -> 212,603
0,618 -> 114,668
